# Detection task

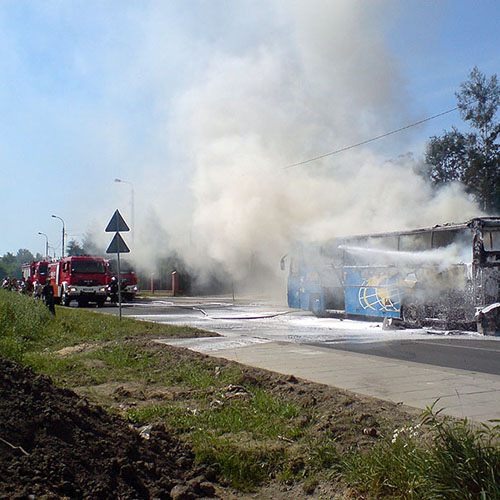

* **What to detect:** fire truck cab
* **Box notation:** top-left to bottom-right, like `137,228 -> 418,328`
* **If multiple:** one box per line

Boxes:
48,256 -> 107,307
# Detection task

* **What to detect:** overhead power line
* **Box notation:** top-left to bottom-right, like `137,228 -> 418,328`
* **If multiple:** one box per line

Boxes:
284,105 -> 460,169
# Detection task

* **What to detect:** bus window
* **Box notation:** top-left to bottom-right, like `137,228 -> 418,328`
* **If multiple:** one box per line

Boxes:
399,232 -> 432,251
432,228 -> 470,249
482,231 -> 500,251
367,235 -> 399,251
341,238 -> 361,265
341,235 -> 398,265
319,242 -> 344,266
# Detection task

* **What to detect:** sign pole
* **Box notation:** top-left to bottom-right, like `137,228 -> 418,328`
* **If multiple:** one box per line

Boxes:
105,209 -> 131,322
117,250 -> 122,320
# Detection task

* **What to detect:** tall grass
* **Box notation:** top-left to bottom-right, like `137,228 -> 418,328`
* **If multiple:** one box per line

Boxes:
0,289 -> 54,361
420,406 -> 500,500
343,402 -> 500,499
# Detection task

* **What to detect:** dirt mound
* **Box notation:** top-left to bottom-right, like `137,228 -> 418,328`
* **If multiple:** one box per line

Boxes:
0,356 -> 215,499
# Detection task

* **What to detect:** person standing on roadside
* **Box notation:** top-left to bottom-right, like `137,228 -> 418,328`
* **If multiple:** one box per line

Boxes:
42,278 -> 55,315
25,278 -> 34,296
107,276 -> 119,304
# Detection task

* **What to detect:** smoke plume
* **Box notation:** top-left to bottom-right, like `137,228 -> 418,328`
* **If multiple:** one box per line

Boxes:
139,1 -> 482,289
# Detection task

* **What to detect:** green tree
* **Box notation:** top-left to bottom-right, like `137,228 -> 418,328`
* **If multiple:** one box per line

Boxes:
16,249 -> 35,264
1,252 -> 17,277
0,249 -> 35,278
0,260 -> 8,278
82,227 -> 105,256
15,249 -> 35,278
426,67 -> 500,212
67,239 -> 85,256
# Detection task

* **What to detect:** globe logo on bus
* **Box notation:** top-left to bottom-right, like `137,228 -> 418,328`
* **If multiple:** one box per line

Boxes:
358,275 -> 401,312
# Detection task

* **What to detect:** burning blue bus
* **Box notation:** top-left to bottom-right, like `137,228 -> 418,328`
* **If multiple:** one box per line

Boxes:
282,218 -> 500,330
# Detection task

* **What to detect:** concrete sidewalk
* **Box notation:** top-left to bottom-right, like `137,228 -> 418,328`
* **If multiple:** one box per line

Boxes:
200,340 -> 500,422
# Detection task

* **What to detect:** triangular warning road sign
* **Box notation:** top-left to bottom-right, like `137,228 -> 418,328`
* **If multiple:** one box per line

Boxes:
105,209 -> 130,232
106,233 -> 130,254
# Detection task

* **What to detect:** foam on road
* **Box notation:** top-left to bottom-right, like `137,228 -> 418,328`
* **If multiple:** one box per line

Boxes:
126,298 -> 480,352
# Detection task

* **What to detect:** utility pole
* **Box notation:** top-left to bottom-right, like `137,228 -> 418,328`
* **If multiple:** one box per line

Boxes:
38,232 -> 49,258
51,215 -> 66,258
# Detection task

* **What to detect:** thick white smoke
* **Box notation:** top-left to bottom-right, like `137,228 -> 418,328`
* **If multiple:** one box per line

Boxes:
147,1 -> 482,289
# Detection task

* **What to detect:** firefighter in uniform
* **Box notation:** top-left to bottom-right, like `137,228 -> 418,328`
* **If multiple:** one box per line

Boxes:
42,278 -> 56,315
108,276 -> 119,304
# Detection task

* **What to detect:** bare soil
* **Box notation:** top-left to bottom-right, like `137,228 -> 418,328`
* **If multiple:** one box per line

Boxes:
0,337 -> 420,499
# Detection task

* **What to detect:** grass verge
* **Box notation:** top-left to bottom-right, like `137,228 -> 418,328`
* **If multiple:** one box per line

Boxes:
2,289 -> 500,497
343,404 -> 500,499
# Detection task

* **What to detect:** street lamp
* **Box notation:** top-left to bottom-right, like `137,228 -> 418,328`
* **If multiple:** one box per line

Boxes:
38,232 -> 49,258
114,178 -> 134,245
51,215 -> 66,258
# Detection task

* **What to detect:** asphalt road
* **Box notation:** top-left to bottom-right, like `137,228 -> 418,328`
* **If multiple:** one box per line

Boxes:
308,337 -> 500,376
100,295 -> 500,376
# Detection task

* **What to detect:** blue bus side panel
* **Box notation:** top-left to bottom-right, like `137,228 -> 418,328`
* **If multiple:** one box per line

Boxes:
287,274 -> 301,309
287,268 -> 323,312
344,268 -> 402,319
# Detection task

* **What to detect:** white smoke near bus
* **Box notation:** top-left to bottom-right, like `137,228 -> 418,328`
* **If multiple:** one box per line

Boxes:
339,244 -> 473,271
145,0 -> 482,291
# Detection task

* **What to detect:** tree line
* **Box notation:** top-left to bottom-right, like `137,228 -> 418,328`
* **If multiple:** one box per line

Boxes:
0,249 -> 41,279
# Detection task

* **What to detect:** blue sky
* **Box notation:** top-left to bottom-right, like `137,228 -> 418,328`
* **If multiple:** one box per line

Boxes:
0,0 -> 499,260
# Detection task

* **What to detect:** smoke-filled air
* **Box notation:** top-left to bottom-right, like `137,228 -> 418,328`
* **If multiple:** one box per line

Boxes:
133,0 -> 482,290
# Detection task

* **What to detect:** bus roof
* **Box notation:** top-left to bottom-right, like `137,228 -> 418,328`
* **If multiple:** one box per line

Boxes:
347,217 -> 500,240
299,217 -> 500,248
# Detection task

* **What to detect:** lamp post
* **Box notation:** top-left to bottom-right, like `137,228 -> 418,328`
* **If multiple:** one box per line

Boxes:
51,215 -> 66,258
114,178 -> 134,246
38,232 -> 49,258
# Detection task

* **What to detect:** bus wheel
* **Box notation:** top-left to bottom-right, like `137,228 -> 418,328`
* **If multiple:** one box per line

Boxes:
402,303 -> 423,328
310,295 -> 324,317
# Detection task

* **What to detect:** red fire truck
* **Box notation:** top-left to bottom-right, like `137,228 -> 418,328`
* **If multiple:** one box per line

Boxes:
21,260 -> 49,297
47,256 -> 108,307
105,259 -> 138,301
